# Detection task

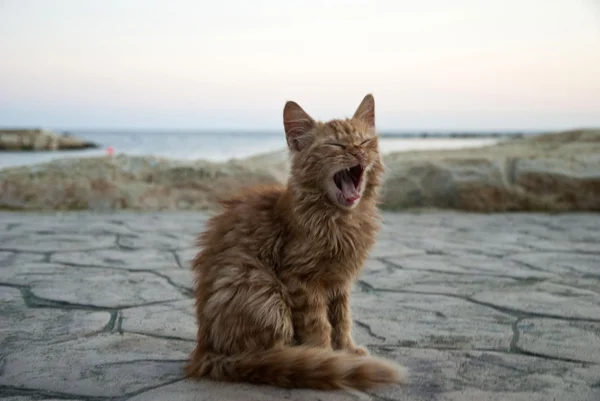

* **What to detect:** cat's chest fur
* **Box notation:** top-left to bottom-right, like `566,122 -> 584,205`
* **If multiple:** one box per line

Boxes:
277,210 -> 380,285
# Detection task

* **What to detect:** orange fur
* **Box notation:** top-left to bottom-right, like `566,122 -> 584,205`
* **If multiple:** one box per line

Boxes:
185,94 -> 405,390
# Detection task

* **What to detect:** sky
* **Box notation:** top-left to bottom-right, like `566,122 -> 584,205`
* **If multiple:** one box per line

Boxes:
1,0 -> 599,131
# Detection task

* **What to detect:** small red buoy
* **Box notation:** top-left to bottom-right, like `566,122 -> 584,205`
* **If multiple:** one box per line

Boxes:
107,146 -> 114,156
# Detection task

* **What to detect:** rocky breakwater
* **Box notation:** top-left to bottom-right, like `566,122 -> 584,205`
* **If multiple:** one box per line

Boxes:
0,155 -> 277,211
241,128 -> 600,212
0,128 -> 99,151
379,129 -> 600,212
0,129 -> 598,212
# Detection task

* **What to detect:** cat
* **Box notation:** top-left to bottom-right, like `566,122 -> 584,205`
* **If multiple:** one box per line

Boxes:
185,94 -> 405,391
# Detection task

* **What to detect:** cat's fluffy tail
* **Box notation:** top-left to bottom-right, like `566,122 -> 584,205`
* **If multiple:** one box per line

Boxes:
184,346 -> 405,390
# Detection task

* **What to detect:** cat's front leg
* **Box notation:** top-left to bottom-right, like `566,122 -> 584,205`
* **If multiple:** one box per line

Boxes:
328,287 -> 369,356
290,284 -> 332,349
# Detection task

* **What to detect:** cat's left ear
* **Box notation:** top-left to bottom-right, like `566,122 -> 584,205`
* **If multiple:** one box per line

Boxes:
283,101 -> 316,152
352,94 -> 375,129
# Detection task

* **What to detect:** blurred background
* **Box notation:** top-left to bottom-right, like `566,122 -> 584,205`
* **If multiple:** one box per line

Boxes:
0,0 -> 599,213
2,0 -> 599,167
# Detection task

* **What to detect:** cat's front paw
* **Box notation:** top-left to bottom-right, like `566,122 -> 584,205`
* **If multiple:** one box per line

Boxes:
349,345 -> 370,356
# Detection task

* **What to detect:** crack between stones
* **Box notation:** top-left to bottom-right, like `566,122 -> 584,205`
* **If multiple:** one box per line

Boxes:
20,285 -> 183,311
0,282 -> 26,290
115,234 -> 138,251
0,245 -> 117,255
369,343 -> 595,366
361,283 -> 600,323
119,330 -> 196,343
509,317 -> 522,351
119,377 -> 186,401
171,250 -> 183,269
507,256 -> 584,276
354,320 -> 386,342
5,223 -> 22,231
46,260 -> 192,298
116,313 -> 124,334
378,257 -> 549,281
0,385 -> 110,401
103,310 -> 119,332
511,346 -> 595,365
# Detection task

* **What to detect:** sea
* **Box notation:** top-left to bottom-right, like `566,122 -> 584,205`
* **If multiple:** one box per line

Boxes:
0,130 -> 514,170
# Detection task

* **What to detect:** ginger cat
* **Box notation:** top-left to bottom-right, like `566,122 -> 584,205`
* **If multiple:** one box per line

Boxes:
185,94 -> 404,390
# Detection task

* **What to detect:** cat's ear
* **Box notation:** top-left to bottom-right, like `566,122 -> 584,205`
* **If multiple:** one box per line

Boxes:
352,94 -> 375,129
283,101 -> 316,152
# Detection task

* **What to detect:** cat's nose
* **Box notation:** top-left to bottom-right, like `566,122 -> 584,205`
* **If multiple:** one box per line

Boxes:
351,148 -> 366,162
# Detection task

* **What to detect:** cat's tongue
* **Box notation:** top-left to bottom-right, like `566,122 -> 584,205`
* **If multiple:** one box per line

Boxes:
340,173 -> 360,202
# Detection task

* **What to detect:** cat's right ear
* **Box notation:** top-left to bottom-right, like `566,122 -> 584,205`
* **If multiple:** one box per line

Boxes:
283,101 -> 316,152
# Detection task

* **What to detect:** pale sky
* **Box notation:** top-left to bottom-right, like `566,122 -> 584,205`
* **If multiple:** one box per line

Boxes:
1,0 -> 599,130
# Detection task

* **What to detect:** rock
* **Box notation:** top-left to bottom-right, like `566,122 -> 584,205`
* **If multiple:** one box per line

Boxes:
0,128 -> 99,151
381,158 -> 514,210
0,154 -> 279,211
513,158 -> 600,210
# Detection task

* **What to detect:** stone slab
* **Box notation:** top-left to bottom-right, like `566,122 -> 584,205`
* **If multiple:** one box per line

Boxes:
471,281 -> 600,320
517,318 -> 600,363
51,247 -> 179,270
0,263 -> 187,308
350,291 -> 514,350
0,286 -> 111,351
0,333 -> 192,398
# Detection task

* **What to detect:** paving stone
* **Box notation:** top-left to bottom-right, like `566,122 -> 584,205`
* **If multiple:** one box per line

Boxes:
0,251 -> 46,267
0,333 -> 192,398
368,238 -> 425,258
0,263 -> 186,308
159,268 -> 194,290
5,219 -> 136,236
382,254 -> 555,279
369,347 -> 600,401
118,231 -> 197,250
0,233 -> 116,252
508,252 -> 600,276
120,299 -> 196,340
116,213 -> 208,235
51,248 -> 178,270
471,281 -> 600,320
350,291 -> 514,350
361,263 -> 523,296
0,286 -> 110,351
175,247 -> 200,268
516,318 -> 600,363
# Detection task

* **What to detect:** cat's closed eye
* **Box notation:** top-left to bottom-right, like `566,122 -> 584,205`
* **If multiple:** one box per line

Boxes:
325,142 -> 346,149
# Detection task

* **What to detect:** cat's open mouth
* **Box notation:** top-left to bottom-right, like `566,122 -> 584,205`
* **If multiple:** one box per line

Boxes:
333,164 -> 364,203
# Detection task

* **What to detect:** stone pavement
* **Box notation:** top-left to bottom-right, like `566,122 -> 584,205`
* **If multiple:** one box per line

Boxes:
0,211 -> 599,401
